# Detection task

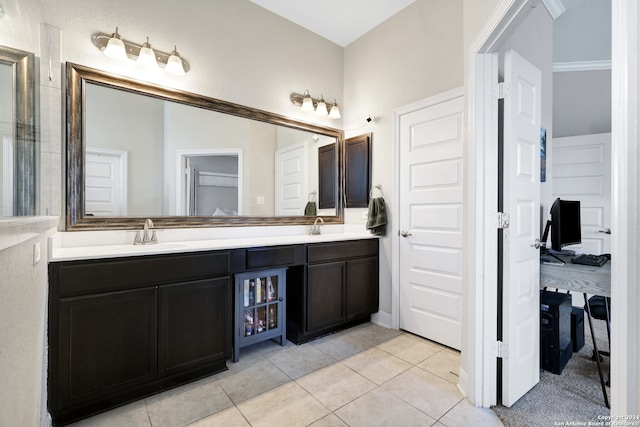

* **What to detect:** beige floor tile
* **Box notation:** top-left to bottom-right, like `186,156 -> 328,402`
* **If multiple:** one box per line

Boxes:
383,366 -> 463,420
217,358 -> 291,404
417,348 -> 462,384
311,332 -> 372,360
345,323 -> 403,346
334,387 -> 437,427
376,334 -> 444,364
267,343 -> 336,379
145,378 -> 233,427
187,406 -> 250,427
439,399 -> 505,427
342,347 -> 412,385
237,382 -> 330,427
308,413 -> 349,427
67,399 -> 151,427
296,363 -> 377,410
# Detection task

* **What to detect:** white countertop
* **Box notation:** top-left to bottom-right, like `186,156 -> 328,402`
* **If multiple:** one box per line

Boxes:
49,224 -> 378,262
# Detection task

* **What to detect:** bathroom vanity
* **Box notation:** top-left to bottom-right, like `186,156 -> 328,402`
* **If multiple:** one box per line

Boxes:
47,233 -> 378,425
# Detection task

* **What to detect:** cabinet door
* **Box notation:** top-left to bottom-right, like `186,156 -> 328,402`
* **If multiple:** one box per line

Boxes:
346,257 -> 379,320
306,262 -> 346,332
158,277 -> 231,377
57,288 -> 157,408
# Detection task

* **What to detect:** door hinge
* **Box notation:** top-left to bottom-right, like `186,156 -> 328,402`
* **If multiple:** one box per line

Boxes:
496,212 -> 510,229
496,341 -> 509,359
494,82 -> 510,99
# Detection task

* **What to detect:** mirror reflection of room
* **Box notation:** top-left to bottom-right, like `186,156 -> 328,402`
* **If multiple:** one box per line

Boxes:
84,82 -> 338,218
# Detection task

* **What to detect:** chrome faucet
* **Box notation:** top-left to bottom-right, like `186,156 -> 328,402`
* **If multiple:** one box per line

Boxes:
134,218 -> 158,245
309,217 -> 324,235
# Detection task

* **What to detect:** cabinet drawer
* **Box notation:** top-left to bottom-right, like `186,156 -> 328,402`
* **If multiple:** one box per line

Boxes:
245,245 -> 304,269
308,239 -> 378,263
55,251 -> 230,297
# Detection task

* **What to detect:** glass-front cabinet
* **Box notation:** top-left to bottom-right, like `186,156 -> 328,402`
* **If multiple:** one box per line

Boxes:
234,268 -> 286,362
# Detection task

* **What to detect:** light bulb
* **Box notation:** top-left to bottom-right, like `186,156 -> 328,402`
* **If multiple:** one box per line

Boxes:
315,95 -> 328,115
328,101 -> 341,119
137,37 -> 158,68
301,90 -> 314,112
103,27 -> 127,61
165,46 -> 186,76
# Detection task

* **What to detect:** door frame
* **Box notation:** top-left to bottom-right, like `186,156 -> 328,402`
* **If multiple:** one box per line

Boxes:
175,148 -> 243,216
466,0 -> 637,414
391,86 -> 465,332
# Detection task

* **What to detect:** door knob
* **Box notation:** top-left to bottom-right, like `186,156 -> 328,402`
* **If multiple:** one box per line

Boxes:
598,228 -> 611,235
531,238 -> 541,249
400,230 -> 412,237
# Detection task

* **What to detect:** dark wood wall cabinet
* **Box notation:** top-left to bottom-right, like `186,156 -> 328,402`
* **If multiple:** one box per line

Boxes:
344,133 -> 372,208
48,239 -> 378,425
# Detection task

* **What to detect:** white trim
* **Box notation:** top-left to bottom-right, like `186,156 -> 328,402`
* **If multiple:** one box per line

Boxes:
553,60 -> 612,73
391,86 -> 465,333
467,0 -> 535,408
610,0 -> 639,415
175,149 -> 244,216
541,0 -> 566,20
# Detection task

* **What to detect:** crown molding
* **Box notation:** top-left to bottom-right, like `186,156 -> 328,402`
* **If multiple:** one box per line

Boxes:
553,60 -> 612,72
541,0 -> 566,19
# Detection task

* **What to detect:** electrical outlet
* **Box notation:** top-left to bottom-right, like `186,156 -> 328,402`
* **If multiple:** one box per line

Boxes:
33,242 -> 41,266
256,196 -> 265,205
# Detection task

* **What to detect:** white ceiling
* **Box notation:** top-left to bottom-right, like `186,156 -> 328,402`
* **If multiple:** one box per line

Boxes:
249,0 -> 416,47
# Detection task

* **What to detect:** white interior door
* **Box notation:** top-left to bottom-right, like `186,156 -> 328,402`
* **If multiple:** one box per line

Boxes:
85,148 -> 127,216
398,90 -> 464,350
551,133 -> 611,255
275,142 -> 307,216
501,49 -> 542,407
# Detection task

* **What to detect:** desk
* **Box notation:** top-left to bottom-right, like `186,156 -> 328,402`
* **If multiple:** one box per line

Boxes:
540,255 -> 611,408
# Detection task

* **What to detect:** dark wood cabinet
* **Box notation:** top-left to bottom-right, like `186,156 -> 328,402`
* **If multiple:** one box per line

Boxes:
57,288 -> 158,407
48,251 -> 231,426
48,239 -> 378,424
307,261 -> 346,332
346,256 -> 379,320
345,133 -> 371,208
158,277 -> 231,377
288,239 -> 379,343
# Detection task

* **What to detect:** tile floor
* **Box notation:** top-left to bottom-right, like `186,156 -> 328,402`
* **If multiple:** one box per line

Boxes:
69,323 -> 504,427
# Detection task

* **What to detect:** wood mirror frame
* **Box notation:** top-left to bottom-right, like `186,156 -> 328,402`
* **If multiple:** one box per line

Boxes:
65,63 -> 344,230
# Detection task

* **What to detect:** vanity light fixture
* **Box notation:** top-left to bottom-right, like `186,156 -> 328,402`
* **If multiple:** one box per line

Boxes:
137,37 -> 158,68
301,90 -> 315,112
92,28 -> 190,75
290,90 -> 341,119
315,95 -> 328,115
328,100 -> 341,119
103,27 -> 128,61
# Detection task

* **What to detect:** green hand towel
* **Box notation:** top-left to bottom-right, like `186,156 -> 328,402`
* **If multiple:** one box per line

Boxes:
366,197 -> 387,236
304,201 -> 317,216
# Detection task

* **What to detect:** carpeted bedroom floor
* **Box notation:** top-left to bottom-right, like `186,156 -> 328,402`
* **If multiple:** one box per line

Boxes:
493,311 -> 610,427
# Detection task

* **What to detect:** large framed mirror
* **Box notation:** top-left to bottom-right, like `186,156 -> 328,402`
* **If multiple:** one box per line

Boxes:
66,63 -> 344,230
1,45 -> 37,217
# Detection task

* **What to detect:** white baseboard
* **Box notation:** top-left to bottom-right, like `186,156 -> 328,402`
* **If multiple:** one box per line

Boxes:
370,310 -> 394,329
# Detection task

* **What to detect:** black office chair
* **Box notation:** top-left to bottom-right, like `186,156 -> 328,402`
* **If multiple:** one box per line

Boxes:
585,295 -> 610,385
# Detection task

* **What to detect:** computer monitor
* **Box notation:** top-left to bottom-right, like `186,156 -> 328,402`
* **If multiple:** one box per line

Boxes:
541,198 -> 581,251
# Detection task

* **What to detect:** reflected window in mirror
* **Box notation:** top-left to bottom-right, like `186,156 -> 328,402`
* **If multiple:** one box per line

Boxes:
67,63 -> 344,230
0,45 -> 37,217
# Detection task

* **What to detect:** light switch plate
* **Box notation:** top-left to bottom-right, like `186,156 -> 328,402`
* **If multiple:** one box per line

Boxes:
33,242 -> 41,265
